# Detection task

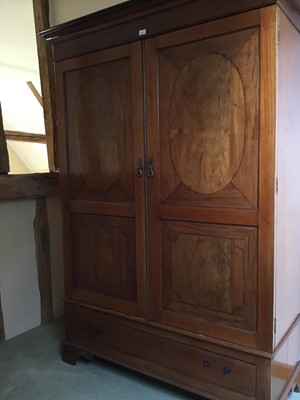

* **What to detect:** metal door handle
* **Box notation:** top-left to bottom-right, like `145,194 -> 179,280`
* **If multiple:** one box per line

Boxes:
136,158 -> 144,177
147,157 -> 154,178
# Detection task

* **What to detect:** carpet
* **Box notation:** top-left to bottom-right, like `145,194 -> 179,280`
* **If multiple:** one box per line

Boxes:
0,319 -> 203,400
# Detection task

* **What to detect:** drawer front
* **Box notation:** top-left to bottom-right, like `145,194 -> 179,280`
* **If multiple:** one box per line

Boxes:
65,306 -> 256,398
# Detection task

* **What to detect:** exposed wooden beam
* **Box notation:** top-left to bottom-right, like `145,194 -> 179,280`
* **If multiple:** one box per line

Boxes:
32,0 -> 58,172
0,102 -> 10,174
5,130 -> 46,144
26,81 -> 43,107
0,172 -> 59,200
34,197 -> 54,323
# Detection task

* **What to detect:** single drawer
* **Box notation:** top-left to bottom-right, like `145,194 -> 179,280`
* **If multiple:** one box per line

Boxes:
65,305 -> 256,398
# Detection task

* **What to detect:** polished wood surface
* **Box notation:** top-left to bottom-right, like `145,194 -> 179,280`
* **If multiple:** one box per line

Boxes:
65,303 -> 257,399
40,0 -> 300,61
161,223 -> 257,333
169,52 -> 245,195
147,14 -> 260,349
64,46 -> 134,203
72,214 -> 137,303
55,41 -> 147,318
155,24 -> 259,209
48,1 -> 300,398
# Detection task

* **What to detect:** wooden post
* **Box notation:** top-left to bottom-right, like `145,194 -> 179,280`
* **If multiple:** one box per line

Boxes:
32,0 -> 58,172
0,296 -> 4,341
34,197 -> 54,323
0,102 -> 10,174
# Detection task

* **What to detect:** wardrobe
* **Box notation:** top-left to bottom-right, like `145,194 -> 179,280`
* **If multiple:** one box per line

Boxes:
41,1 -> 300,398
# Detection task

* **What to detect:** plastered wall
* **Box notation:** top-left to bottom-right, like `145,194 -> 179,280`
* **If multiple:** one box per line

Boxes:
49,0 -> 127,25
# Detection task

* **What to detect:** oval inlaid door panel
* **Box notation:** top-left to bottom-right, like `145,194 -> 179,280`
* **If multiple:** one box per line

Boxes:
170,53 -> 245,194
74,76 -> 125,192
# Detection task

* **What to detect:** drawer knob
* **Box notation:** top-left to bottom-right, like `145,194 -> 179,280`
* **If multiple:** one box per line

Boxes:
203,360 -> 210,368
84,324 -> 103,338
223,366 -> 231,375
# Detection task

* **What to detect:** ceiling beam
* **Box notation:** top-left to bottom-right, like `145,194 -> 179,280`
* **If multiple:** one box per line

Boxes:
5,130 -> 47,144
0,172 -> 59,200
32,0 -> 58,172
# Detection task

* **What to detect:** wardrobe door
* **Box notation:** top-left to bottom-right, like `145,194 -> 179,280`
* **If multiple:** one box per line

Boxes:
146,12 -> 260,346
56,42 -> 147,318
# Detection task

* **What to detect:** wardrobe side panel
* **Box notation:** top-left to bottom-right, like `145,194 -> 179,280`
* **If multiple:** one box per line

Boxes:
275,9 -> 300,364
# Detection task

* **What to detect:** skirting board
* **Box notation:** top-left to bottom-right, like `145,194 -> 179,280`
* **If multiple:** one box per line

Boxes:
273,361 -> 300,384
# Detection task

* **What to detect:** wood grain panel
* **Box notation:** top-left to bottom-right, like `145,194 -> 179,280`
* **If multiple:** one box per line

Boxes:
170,234 -> 243,314
66,304 -> 257,398
42,2 -> 265,62
159,206 -> 259,226
161,222 -> 257,334
72,214 -> 137,304
64,46 -> 135,203
73,75 -> 125,192
156,27 -> 259,209
69,200 -> 135,217
56,41 -> 147,318
170,53 -> 245,195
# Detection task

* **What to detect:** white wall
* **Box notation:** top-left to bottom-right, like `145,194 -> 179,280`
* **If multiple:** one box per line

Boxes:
0,201 -> 40,340
0,195 -> 64,340
49,0 -> 127,25
7,145 -> 30,174
0,0 -> 45,135
0,0 -> 48,174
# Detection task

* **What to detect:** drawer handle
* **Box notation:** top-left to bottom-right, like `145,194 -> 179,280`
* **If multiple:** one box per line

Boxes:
84,324 -> 103,338
223,366 -> 231,375
203,360 -> 210,368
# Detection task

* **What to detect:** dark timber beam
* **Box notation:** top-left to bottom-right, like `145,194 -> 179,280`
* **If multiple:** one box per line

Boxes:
0,172 -> 59,200
26,81 -> 43,108
32,0 -> 58,171
5,130 -> 47,144
0,103 -> 10,174
34,197 -> 54,323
